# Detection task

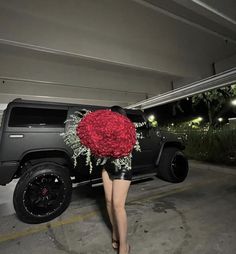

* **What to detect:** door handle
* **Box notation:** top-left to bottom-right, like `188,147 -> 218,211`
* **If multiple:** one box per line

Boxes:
9,134 -> 24,138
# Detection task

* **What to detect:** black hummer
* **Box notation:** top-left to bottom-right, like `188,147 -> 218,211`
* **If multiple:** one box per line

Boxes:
0,99 -> 188,223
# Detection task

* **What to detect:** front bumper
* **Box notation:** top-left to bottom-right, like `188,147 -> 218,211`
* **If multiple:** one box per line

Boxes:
0,161 -> 19,185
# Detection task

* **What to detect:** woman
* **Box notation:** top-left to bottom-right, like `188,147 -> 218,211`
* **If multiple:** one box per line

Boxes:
102,106 -> 131,254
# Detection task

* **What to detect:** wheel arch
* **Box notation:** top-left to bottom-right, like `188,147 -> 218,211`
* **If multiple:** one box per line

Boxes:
16,149 -> 73,177
156,141 -> 185,166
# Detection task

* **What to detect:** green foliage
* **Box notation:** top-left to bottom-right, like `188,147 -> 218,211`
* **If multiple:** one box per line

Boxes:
192,84 -> 236,126
183,128 -> 236,166
162,125 -> 236,166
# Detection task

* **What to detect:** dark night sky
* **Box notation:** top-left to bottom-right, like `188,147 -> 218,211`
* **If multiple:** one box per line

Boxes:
145,97 -> 236,126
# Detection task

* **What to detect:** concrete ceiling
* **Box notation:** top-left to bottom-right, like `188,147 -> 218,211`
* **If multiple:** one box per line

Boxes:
142,0 -> 236,42
0,0 -> 235,109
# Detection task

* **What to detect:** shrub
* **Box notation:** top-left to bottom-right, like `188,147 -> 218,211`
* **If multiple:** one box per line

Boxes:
166,126 -> 236,166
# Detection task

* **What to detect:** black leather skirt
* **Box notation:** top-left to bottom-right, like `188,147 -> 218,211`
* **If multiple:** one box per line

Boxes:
105,159 -> 132,181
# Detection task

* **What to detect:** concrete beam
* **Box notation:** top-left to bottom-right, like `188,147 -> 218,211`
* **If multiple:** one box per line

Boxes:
1,0 -> 235,79
0,43 -> 173,106
214,53 -> 236,74
127,68 -> 236,109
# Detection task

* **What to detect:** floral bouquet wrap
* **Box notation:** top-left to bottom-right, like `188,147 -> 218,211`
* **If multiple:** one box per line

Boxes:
61,109 -> 144,173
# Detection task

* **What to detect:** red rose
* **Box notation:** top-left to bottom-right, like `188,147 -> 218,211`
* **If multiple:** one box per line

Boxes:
76,110 -> 136,158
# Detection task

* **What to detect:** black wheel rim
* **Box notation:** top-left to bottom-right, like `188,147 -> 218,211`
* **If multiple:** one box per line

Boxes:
23,174 -> 66,217
171,153 -> 188,179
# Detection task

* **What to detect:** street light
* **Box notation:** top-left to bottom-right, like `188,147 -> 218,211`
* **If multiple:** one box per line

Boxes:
198,117 -> 203,121
148,114 -> 155,122
147,114 -> 158,127
218,117 -> 223,122
231,99 -> 236,105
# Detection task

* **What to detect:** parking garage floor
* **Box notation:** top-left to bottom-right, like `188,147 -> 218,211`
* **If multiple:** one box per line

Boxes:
0,162 -> 236,254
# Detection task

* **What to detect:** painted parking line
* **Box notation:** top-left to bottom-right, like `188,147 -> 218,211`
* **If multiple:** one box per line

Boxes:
0,178 -> 220,244
129,178 -> 218,204
0,210 -> 98,244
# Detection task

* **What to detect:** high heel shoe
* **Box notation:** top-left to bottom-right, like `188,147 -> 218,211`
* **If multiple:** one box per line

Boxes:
112,238 -> 119,250
127,244 -> 131,254
128,245 -> 131,254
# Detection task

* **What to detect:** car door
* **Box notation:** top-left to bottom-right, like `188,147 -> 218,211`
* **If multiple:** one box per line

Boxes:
127,112 -> 162,174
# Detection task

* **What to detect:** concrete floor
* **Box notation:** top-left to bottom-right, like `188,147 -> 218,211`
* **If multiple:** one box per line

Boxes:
0,162 -> 236,254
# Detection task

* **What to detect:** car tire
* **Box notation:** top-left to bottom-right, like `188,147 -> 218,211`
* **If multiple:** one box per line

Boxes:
157,147 -> 188,183
13,162 -> 72,224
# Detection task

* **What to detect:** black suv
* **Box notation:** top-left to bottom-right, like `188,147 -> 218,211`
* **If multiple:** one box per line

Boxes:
0,99 -> 188,223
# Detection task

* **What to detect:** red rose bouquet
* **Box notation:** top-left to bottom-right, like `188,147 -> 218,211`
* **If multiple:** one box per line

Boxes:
61,109 -> 144,173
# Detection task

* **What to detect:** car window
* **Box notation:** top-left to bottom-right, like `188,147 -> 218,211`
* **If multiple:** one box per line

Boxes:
8,107 -> 67,128
0,110 -> 4,128
127,113 -> 145,123
127,113 -> 149,136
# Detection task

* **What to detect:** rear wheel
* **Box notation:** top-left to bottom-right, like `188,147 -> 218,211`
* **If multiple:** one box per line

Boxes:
157,147 -> 188,183
13,162 -> 72,223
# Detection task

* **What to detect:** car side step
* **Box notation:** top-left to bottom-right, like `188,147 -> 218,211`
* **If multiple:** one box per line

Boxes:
91,172 -> 157,187
72,172 -> 157,188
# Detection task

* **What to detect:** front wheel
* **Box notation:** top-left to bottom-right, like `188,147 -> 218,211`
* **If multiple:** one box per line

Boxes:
157,147 -> 189,183
13,162 -> 72,223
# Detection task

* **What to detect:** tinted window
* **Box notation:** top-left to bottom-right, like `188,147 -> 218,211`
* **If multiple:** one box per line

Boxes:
127,113 -> 145,123
127,113 -> 149,136
0,111 -> 4,128
9,107 -> 67,128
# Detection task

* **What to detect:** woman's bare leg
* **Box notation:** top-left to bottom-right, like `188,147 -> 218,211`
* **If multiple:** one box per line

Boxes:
102,169 -> 119,247
112,179 -> 131,254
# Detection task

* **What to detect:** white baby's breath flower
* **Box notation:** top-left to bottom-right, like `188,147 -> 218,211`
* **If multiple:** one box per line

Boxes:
61,113 -> 144,173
